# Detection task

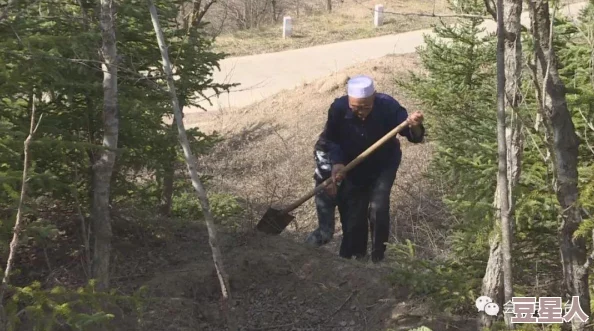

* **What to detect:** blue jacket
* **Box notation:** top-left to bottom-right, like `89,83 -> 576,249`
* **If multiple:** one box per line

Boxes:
319,93 -> 424,184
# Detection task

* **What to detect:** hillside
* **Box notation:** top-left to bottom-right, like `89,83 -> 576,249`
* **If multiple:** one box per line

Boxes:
189,53 -> 441,253
176,52 -> 466,330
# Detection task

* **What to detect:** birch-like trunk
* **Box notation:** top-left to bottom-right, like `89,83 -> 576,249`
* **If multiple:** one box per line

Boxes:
528,1 -> 590,330
480,230 -> 505,328
91,0 -> 119,291
147,2 -> 238,330
494,0 -> 515,328
2,95 -> 41,287
481,0 -> 516,328
503,0 -> 523,202
480,0 -> 523,327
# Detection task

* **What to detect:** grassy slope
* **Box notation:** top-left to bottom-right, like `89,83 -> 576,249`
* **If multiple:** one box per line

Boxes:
189,53 -> 448,259
211,0 -> 585,57
213,0 -> 456,56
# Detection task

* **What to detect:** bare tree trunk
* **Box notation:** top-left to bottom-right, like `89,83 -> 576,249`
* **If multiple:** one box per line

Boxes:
1,95 -> 41,287
0,95 -> 42,327
326,0 -> 332,12
147,2 -> 238,330
496,0 -> 514,327
92,0 -> 119,291
503,0 -> 523,202
480,0 -> 522,327
270,0 -> 277,23
479,229 -> 504,328
160,121 -> 177,216
528,1 -> 590,330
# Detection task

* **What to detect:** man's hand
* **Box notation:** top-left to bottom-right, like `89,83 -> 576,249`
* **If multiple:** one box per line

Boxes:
325,164 -> 345,196
407,111 -> 424,126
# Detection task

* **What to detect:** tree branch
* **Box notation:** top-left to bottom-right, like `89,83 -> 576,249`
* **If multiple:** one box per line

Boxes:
484,0 -> 497,20
1,93 -> 42,287
147,1 -> 238,330
0,0 -> 17,22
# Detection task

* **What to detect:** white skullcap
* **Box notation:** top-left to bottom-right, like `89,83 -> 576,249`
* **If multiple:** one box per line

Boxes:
347,75 -> 375,98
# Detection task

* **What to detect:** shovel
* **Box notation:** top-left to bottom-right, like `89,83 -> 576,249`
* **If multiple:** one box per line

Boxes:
255,119 -> 412,234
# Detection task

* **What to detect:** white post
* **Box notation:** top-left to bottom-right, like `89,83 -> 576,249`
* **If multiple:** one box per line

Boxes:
374,4 -> 384,27
283,16 -> 292,39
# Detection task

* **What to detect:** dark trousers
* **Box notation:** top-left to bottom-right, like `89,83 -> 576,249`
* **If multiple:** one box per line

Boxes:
338,164 -> 398,261
314,177 -> 339,236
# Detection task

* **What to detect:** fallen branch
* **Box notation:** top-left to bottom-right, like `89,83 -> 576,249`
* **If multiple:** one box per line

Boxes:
147,1 -> 238,331
330,290 -> 357,317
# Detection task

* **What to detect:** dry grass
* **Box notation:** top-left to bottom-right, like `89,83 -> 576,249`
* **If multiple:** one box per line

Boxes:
213,0 -> 456,56
211,0 -> 585,56
189,52 -> 452,259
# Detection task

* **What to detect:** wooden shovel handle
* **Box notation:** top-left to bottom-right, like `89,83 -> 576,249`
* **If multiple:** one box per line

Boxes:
280,120 -> 411,214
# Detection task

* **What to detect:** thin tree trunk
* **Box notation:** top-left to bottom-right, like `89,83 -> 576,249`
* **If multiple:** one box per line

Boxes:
479,229 -> 504,328
147,2 -> 238,330
91,0 -> 119,291
326,0 -> 332,12
0,95 -> 42,327
496,0 -> 514,327
503,0 -> 523,201
160,122 -> 177,216
1,95 -> 41,287
271,0 -> 278,22
480,0 -> 523,326
528,1 -> 590,330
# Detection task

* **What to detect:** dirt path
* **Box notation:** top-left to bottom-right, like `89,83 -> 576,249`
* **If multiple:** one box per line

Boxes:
186,1 -> 587,121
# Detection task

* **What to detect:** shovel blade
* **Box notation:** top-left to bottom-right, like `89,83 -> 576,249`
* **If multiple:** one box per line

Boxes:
256,208 -> 295,235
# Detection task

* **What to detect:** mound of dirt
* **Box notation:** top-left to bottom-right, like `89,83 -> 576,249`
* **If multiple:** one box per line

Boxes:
131,222 -> 472,331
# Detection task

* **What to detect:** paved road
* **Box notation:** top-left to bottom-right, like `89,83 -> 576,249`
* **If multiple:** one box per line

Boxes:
187,1 -> 587,115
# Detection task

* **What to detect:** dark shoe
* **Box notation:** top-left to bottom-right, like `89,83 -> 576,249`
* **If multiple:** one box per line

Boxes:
371,252 -> 384,263
355,254 -> 368,262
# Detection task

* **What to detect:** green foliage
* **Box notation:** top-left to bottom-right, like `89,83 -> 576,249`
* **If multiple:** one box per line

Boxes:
0,0 -> 234,231
556,3 -> 594,240
393,0 -> 594,315
0,0 -> 236,328
4,280 -> 148,331
171,179 -> 244,228
394,1 -> 499,312
387,240 -> 480,314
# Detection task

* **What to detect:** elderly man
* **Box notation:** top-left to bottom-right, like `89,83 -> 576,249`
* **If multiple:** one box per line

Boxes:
321,75 -> 425,262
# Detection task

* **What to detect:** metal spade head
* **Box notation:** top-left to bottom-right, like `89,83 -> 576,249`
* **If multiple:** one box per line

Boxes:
256,208 -> 295,234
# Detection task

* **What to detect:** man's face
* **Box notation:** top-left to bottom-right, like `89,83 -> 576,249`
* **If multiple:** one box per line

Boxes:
348,94 -> 375,120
